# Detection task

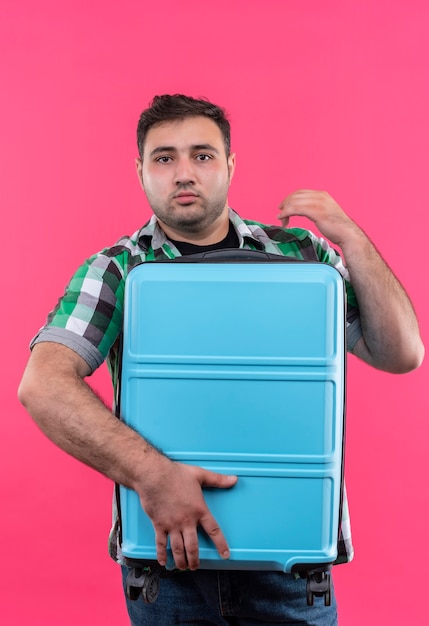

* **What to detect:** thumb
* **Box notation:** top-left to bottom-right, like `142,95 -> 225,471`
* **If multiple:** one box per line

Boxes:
277,215 -> 290,228
199,469 -> 238,489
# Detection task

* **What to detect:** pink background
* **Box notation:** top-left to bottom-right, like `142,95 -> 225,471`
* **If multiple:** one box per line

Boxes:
1,1 -> 428,624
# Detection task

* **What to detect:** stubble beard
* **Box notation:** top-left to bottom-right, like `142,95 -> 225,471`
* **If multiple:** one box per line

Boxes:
149,194 -> 228,235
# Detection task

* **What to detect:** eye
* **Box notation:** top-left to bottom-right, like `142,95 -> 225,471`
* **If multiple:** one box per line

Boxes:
156,156 -> 173,164
195,154 -> 212,162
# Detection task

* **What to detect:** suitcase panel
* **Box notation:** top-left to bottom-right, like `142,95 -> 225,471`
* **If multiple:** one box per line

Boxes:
124,377 -> 338,459
125,264 -> 340,363
121,471 -> 337,571
119,261 -> 345,572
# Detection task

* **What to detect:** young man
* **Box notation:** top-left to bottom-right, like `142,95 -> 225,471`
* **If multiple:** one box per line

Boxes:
19,94 -> 424,625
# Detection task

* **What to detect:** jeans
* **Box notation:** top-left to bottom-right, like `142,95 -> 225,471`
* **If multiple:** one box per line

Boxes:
121,566 -> 338,625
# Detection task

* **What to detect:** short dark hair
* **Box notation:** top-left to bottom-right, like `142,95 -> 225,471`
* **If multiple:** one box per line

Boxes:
137,94 -> 231,158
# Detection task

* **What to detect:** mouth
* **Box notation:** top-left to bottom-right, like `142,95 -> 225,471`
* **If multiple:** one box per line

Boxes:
174,192 -> 199,205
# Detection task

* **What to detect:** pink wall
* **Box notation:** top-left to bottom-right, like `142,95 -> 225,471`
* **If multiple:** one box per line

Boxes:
1,1 -> 428,624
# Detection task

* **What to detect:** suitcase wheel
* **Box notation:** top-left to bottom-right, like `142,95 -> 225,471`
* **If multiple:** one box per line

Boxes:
126,568 -> 160,604
306,571 -> 331,607
126,581 -> 141,602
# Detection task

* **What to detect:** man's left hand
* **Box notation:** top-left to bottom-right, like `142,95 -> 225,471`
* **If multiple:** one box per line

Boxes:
277,190 -> 361,248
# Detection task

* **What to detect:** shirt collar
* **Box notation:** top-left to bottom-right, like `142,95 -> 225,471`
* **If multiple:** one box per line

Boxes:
137,208 -> 263,252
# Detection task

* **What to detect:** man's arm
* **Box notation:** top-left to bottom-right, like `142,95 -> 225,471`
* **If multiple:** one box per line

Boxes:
18,342 -> 237,570
278,190 -> 424,373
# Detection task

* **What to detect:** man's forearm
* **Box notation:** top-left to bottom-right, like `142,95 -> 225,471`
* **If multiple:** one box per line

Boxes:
18,347 -> 164,491
277,190 -> 424,373
18,342 -> 237,570
342,229 -> 424,372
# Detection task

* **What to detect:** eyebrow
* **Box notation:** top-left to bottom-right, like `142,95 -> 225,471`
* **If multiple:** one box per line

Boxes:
149,144 -> 221,158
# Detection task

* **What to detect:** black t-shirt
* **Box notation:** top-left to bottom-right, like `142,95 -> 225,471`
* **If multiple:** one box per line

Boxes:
169,221 -> 239,256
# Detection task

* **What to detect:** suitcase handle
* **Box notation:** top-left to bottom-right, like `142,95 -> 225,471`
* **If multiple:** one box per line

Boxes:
168,248 -> 305,263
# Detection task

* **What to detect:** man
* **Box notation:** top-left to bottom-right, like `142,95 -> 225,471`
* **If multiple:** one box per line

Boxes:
19,94 -> 424,625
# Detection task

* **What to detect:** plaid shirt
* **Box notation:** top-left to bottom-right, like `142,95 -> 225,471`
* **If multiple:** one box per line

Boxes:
32,208 -> 359,564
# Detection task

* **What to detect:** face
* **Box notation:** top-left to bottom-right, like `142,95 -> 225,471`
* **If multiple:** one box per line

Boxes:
136,116 -> 235,241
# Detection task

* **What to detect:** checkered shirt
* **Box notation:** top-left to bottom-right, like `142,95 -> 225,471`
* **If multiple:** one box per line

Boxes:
31,208 -> 358,564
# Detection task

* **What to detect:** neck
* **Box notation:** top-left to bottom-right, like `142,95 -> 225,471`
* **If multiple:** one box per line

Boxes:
157,212 -> 230,246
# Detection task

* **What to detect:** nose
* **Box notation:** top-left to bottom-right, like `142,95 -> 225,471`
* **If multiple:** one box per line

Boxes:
174,157 -> 196,186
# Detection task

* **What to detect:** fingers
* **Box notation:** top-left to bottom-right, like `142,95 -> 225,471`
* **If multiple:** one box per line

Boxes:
277,189 -> 355,245
153,468 -> 237,571
277,191 -> 310,226
155,529 -> 169,568
155,526 -> 193,571
278,189 -> 330,217
155,513 -> 230,571
180,528 -> 200,570
169,528 -> 200,571
200,512 -> 231,561
198,469 -> 238,489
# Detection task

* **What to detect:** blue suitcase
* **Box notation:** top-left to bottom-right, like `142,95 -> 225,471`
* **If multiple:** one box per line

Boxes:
117,250 -> 346,605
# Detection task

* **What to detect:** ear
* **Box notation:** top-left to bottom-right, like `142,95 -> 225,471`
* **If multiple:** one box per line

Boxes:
227,152 -> 236,183
135,157 -> 144,190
